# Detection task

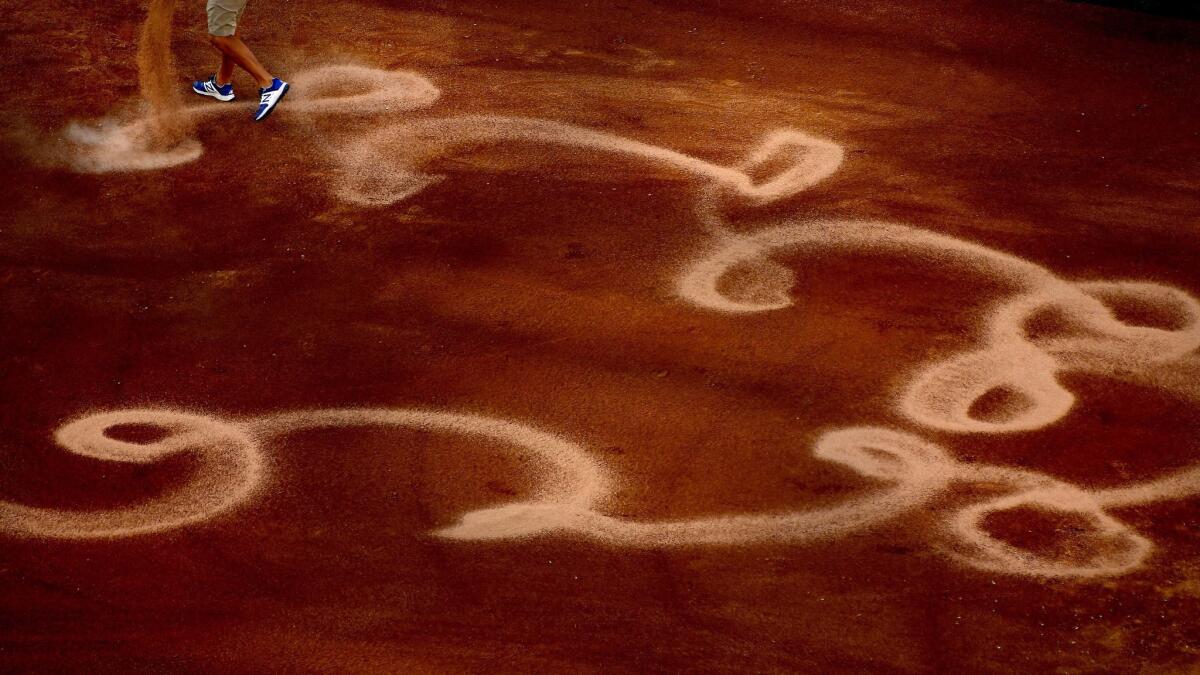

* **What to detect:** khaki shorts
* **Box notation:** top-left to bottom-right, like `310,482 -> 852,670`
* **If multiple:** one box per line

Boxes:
207,0 -> 249,37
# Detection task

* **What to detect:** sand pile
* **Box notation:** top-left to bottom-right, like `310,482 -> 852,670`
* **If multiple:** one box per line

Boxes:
58,0 -> 202,172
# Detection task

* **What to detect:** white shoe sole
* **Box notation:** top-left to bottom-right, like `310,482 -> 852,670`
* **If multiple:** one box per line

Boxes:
193,87 -> 235,102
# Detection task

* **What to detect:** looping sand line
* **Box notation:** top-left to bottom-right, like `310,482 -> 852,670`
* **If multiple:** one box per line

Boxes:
943,483 -> 1152,578
333,116 -> 844,208
246,408 -> 611,509
678,216 -> 1200,576
1,411 -> 952,547
0,407 -> 1179,577
60,62 -> 845,217
45,54 -> 1200,577
439,426 -> 956,545
679,216 -> 1200,435
0,409 -> 264,538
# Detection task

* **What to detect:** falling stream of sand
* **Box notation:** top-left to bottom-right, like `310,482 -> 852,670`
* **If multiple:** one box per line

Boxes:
135,0 -> 191,148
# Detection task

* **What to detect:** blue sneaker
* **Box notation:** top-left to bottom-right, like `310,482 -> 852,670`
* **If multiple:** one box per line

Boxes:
254,78 -> 289,122
192,75 -> 235,102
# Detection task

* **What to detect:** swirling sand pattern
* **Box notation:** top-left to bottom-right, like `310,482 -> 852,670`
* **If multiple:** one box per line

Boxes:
0,409 -> 264,538
18,64 -> 1199,579
62,65 -> 442,173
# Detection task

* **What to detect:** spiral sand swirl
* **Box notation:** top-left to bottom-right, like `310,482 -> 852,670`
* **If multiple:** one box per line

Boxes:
29,59 -> 1200,578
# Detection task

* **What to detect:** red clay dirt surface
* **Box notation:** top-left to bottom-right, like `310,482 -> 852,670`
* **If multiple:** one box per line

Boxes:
2,0 -> 1200,672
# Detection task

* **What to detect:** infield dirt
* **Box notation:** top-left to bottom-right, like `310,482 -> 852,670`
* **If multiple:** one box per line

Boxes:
1,0 -> 1199,672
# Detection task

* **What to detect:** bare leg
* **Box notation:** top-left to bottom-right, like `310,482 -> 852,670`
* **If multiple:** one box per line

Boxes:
215,53 -> 235,86
208,34 -> 273,88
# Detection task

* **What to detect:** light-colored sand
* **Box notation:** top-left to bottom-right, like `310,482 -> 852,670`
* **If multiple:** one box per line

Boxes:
333,117 -> 843,207
29,56 -> 1200,579
681,220 -> 1200,435
0,409 -> 264,538
135,0 -> 191,148
249,408 -> 610,514
945,484 -> 1152,578
439,426 -> 956,546
63,120 -> 205,173
0,401 -> 1188,578
60,65 -> 441,174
